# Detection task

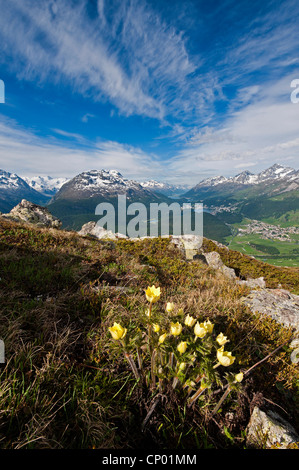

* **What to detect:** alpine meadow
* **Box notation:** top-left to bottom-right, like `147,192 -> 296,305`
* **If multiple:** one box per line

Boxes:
0,0 -> 299,454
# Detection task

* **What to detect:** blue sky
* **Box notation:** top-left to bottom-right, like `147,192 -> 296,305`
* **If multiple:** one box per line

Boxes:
0,0 -> 299,184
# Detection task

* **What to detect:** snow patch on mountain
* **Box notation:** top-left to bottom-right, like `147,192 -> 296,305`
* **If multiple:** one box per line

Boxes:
194,164 -> 298,188
140,180 -> 191,196
0,169 -> 31,190
23,176 -> 69,196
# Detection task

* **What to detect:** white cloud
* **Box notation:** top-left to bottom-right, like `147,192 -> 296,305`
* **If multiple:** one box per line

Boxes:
168,75 -> 299,182
0,0 -> 199,121
0,116 -> 163,179
81,113 -> 96,123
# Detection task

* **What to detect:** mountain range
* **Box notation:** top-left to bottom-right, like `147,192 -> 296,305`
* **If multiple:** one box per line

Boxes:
184,164 -> 299,199
0,164 -> 298,239
139,180 -> 191,197
22,175 -> 69,197
0,169 -> 49,213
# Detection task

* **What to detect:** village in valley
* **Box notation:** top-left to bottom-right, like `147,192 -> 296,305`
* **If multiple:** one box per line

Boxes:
237,219 -> 299,242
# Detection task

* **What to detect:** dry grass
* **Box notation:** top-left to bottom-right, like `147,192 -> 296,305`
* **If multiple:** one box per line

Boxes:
0,217 -> 298,449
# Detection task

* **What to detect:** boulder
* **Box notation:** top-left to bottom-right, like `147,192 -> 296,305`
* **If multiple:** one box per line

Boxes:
2,199 -> 61,229
171,235 -> 203,260
202,251 -> 237,280
237,277 -> 266,289
242,288 -> 299,333
246,407 -> 299,449
78,221 -> 127,240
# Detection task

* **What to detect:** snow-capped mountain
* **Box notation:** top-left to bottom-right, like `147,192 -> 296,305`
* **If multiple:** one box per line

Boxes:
50,169 -> 168,202
22,175 -> 69,197
140,180 -> 191,197
0,169 -> 30,191
185,164 -> 299,198
0,169 -> 49,212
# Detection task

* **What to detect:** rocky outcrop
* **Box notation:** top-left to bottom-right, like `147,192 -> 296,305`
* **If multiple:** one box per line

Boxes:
170,235 -> 203,260
77,221 -> 299,341
1,199 -> 61,229
246,406 -> 299,449
78,221 -> 127,240
242,288 -> 299,334
237,277 -> 266,289
199,251 -> 237,280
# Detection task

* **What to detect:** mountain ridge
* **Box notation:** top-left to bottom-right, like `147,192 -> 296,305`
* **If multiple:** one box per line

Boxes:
184,164 -> 299,199
0,169 -> 50,212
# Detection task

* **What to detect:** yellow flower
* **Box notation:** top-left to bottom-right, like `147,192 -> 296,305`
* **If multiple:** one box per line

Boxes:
203,320 -> 214,334
177,341 -> 187,354
158,333 -> 167,343
178,362 -> 186,371
170,322 -> 182,336
216,346 -> 235,367
145,285 -> 161,303
235,372 -> 244,383
153,324 -> 160,333
109,322 -> 127,340
216,332 -> 230,346
185,314 -> 196,327
166,302 -> 175,312
194,322 -> 207,338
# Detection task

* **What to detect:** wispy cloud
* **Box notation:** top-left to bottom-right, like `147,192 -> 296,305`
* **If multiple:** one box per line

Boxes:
168,74 -> 299,182
0,116 -> 163,179
81,113 -> 96,123
1,0 -> 299,183
0,0 -> 200,121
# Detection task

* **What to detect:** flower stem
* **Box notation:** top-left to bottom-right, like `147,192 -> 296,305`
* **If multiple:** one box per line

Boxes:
188,387 -> 206,407
172,376 -> 179,389
151,349 -> 157,388
148,302 -> 153,356
136,347 -> 143,370
212,387 -> 231,415
124,352 -> 140,381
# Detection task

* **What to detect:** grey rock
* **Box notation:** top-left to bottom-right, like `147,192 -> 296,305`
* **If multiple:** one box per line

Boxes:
170,235 -> 203,260
2,199 -> 61,228
242,288 -> 299,333
78,221 -> 127,240
246,407 -> 299,449
203,251 -> 237,279
237,277 -> 266,289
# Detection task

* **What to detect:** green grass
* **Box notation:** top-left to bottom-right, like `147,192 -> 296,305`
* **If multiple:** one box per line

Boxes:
225,231 -> 299,268
0,217 -> 298,449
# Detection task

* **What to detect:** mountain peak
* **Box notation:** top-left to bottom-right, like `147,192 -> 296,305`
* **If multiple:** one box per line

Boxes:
257,164 -> 295,181
50,168 -> 164,202
22,175 -> 69,197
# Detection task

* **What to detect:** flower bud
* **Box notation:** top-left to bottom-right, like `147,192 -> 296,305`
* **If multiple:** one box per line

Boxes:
170,322 -> 182,336
177,341 -> 187,354
109,322 -> 127,340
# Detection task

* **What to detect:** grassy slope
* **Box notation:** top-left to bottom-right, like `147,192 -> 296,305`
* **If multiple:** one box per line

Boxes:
224,230 -> 299,268
0,217 -> 298,449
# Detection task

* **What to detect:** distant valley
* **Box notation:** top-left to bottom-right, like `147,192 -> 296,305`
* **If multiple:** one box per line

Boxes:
0,164 -> 298,266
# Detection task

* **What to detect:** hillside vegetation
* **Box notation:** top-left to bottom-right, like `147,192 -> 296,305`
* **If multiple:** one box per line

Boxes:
0,217 -> 298,449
